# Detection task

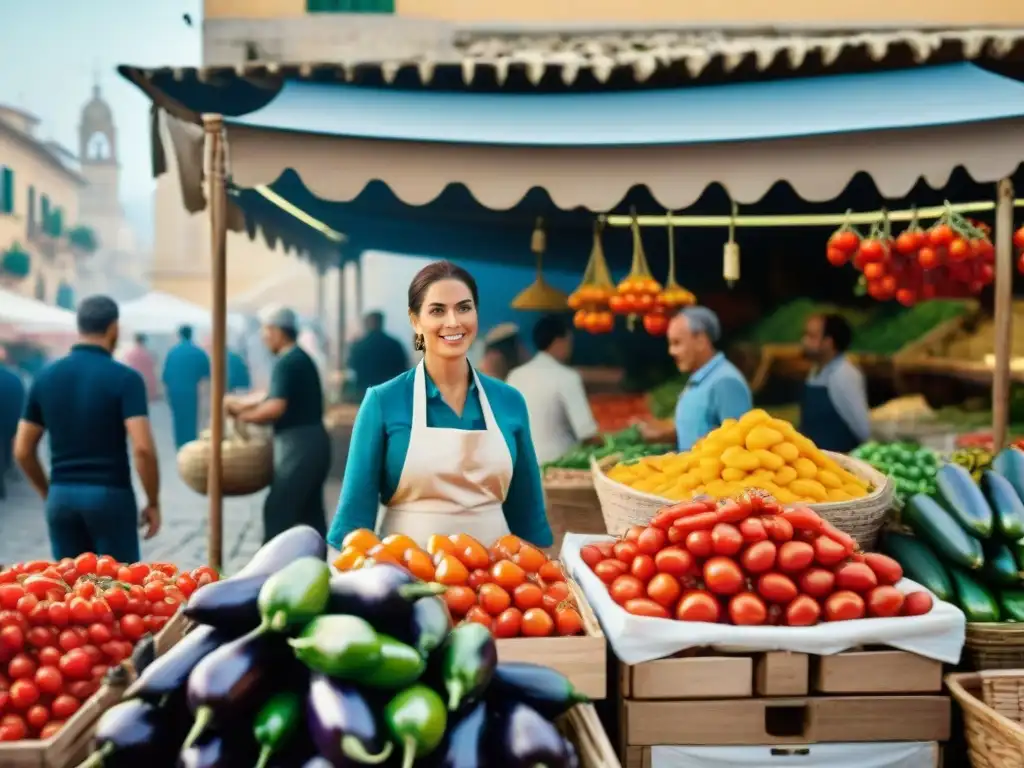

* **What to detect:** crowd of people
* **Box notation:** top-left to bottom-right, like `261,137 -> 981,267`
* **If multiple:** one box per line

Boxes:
0,258 -> 873,565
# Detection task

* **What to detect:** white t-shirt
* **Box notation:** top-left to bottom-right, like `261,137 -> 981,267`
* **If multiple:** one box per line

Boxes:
506,352 -> 599,464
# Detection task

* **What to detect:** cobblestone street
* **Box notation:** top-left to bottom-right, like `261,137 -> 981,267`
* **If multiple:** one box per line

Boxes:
0,402 -> 341,575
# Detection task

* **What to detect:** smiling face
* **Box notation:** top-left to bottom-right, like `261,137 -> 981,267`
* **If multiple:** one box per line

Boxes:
410,278 -> 478,360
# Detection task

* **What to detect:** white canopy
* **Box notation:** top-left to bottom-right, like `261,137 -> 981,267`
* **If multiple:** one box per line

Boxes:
0,288 -> 77,332
119,291 -> 246,335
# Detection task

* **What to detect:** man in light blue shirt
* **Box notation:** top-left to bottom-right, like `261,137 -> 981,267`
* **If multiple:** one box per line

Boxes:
641,306 -> 752,451
800,313 -> 871,453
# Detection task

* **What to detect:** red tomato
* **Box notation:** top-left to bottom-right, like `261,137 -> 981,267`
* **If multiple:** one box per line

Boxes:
91,599 -> 114,625
813,536 -> 847,566
764,517 -> 794,543
580,546 -> 604,570
703,557 -> 745,596
757,573 -> 798,604
623,525 -> 645,542
25,703 -> 49,730
74,553 -> 98,577
824,591 -> 866,622
16,594 -> 38,615
478,584 -> 512,616
738,518 -> 768,543
799,568 -> 836,599
786,595 -> 822,626
492,608 -> 523,639
740,541 -> 777,574
46,602 -> 70,629
0,714 -> 26,741
834,562 -> 878,593
67,597 -> 94,625
512,583 -> 543,612
8,679 -> 39,709
901,591 -> 934,617
728,593 -> 768,626
37,647 -> 61,667
710,524 -> 743,556
867,586 -> 905,618
629,555 -> 657,583
34,665 -> 63,696
58,649 -> 92,681
73,581 -> 97,599
26,627 -> 56,649
776,541 -> 814,573
636,527 -> 668,556
521,608 -> 554,637
0,626 -> 24,655
66,679 -> 100,700
464,606 -> 492,629
39,721 -> 64,740
87,624 -> 113,646
95,557 -> 119,578
863,554 -> 903,586
466,569 -> 491,591
653,547 -> 693,577
50,694 -> 80,720
80,644 -> 103,666
143,582 -> 166,602
8,654 -> 36,680
0,585 -> 25,611
623,598 -> 670,619
119,615 -> 147,642
675,590 -> 721,623
58,629 -> 84,652
646,574 -> 682,609
612,541 -> 639,566
609,575 -> 645,606
555,607 -> 584,636
593,559 -> 629,585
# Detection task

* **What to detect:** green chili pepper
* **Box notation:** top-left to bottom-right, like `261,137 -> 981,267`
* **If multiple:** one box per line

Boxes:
441,622 -> 497,712
384,684 -> 448,768
354,634 -> 425,689
253,690 -> 302,768
257,556 -> 331,632
288,615 -> 382,677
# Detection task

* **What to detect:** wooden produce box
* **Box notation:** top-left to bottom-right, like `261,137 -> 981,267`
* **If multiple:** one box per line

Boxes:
543,469 -> 605,555
560,704 -> 621,768
497,579 -> 607,700
1,612 -> 189,768
619,646 -> 950,764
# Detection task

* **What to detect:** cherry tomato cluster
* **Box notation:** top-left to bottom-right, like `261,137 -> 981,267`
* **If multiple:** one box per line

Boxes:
827,219 -> 995,305
0,554 -> 218,742
580,493 -> 935,627
568,284 -> 616,335
334,531 -> 586,640
1014,225 -> 1024,274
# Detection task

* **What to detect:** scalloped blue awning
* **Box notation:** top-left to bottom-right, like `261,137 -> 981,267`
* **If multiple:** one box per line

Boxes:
226,63 -> 1024,147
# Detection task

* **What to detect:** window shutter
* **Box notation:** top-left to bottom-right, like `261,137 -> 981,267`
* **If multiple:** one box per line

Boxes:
0,168 -> 13,214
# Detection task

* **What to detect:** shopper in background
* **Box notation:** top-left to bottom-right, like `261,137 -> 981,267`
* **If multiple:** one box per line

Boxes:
227,337 -> 252,394
640,306 -> 752,451
507,314 -> 598,465
13,295 -> 160,562
161,325 -> 210,449
121,333 -> 159,402
348,310 -> 409,398
0,347 -> 25,501
800,313 -> 871,453
478,322 -> 526,381
227,306 -> 329,542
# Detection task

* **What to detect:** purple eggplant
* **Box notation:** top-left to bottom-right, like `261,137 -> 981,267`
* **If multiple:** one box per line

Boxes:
307,674 -> 393,767
127,625 -> 233,702
490,702 -> 574,768
487,663 -> 587,719
406,597 -> 452,657
185,526 -> 326,633
326,565 -> 444,636
177,732 -> 259,768
434,702 -> 487,768
184,628 -> 296,749
80,699 -> 178,768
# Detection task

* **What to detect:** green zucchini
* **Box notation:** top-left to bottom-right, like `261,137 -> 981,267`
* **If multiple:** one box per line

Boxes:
949,567 -> 1001,622
993,448 -> 1024,505
903,493 -> 984,571
935,463 -> 993,539
1000,589 -> 1024,621
982,470 -> 1024,541
982,542 -> 1023,587
880,531 -> 954,602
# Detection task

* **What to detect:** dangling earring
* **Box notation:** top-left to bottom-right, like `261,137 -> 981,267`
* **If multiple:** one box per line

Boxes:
414,334 -> 425,351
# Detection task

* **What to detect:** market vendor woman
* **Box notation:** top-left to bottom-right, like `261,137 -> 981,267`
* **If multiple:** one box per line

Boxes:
227,306 -> 329,542
328,260 -> 552,550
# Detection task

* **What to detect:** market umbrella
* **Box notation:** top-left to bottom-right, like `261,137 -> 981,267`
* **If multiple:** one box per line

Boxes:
119,291 -> 246,335
0,287 -> 77,332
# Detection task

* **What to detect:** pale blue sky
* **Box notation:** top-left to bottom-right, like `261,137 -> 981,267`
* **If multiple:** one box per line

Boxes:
0,0 -> 203,246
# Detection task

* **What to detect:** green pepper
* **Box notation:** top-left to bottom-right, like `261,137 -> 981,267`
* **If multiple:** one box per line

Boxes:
258,556 -> 331,632
354,634 -> 425,689
253,690 -> 302,768
288,615 -> 382,677
441,622 -> 497,712
384,684 -> 448,768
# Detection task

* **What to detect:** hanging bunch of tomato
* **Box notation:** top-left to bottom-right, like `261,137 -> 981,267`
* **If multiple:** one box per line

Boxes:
826,206 -> 995,306
1014,224 -> 1024,275
569,220 -> 615,334
610,217 -> 669,335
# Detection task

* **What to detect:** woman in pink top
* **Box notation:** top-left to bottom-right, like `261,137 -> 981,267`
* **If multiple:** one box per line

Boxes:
121,333 -> 158,401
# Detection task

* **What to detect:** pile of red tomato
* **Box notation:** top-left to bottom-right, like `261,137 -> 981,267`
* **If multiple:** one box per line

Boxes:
826,219 -> 995,305
579,494 -> 935,627
1015,225 -> 1024,274
0,554 -> 218,742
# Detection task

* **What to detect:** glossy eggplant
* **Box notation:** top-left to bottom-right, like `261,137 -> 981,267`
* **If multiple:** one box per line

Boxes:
406,597 -> 452,657
440,623 -> 497,712
185,526 -> 326,633
177,732 -> 259,768
126,625 -> 232,702
490,701 -> 574,768
185,627 -> 296,749
488,663 -> 587,719
434,702 -> 487,768
81,699 -> 178,768
307,674 -> 394,768
326,565 -> 445,635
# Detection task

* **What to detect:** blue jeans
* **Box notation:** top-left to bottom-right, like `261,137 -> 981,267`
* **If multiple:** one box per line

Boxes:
46,484 -> 140,563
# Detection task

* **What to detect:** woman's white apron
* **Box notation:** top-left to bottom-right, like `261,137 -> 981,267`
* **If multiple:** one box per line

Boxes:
378,361 -> 513,548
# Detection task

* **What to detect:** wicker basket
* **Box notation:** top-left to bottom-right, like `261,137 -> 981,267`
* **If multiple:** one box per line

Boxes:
177,419 -> 273,497
543,468 -> 606,554
947,670 -> 1024,768
965,623 -> 1024,671
591,451 -> 893,549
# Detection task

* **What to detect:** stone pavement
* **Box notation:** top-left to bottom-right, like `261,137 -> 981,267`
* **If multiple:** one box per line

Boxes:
0,402 -> 343,576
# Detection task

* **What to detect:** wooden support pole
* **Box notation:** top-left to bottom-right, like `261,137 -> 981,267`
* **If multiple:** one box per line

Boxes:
993,178 -> 1015,451
203,114 -> 228,572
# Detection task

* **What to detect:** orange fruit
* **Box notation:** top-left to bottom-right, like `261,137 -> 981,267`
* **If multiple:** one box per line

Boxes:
465,605 -> 493,629
435,554 -> 470,586
491,559 -> 527,591
403,549 -> 436,582
538,560 -> 566,584
449,534 -> 491,570
381,534 -> 418,560
332,546 -> 365,571
521,607 -> 554,637
427,534 -> 458,558
492,534 -> 524,560
478,584 -> 512,616
512,583 -> 544,612
443,586 -> 477,617
515,544 -> 548,573
341,528 -> 379,553
467,569 -> 492,591
366,544 -> 401,566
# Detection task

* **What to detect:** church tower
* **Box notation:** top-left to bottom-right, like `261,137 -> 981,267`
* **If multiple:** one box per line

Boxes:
77,82 -> 121,251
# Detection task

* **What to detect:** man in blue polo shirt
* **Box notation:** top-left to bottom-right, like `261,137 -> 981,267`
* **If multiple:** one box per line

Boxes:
641,306 -> 753,451
13,296 -> 161,562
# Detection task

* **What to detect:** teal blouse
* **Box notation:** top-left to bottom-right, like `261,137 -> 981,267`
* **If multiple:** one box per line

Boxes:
328,367 -> 552,549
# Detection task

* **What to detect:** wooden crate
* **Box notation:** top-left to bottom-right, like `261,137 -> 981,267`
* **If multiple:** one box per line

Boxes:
560,704 -> 621,768
0,611 -> 190,768
618,647 -> 949,760
543,469 -> 605,555
497,579 -> 607,700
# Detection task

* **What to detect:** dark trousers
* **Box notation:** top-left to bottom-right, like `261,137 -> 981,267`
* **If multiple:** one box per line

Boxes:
264,425 -> 330,543
46,484 -> 140,563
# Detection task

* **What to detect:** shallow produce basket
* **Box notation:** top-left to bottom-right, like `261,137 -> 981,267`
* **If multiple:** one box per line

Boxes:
592,451 -> 893,550
947,669 -> 1024,768
965,622 -> 1024,671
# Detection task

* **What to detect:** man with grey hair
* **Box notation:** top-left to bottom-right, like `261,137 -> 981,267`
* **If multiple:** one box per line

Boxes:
640,306 -> 752,451
226,305 -> 329,541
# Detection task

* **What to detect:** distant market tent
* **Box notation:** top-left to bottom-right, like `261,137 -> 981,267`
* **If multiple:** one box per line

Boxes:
119,291 -> 246,335
0,287 -> 76,331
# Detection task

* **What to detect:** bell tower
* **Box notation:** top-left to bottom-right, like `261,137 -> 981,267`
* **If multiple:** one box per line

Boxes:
77,79 -> 121,251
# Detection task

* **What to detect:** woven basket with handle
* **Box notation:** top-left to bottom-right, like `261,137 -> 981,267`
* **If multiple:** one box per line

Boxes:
591,451 -> 892,550
177,418 -> 273,497
947,669 -> 1024,768
965,623 -> 1024,671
